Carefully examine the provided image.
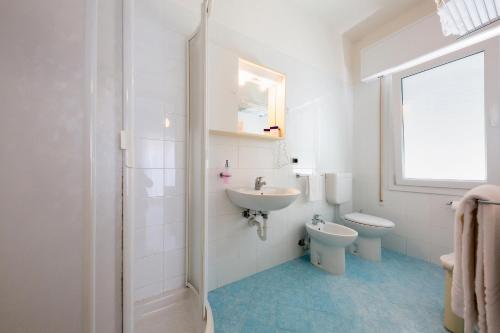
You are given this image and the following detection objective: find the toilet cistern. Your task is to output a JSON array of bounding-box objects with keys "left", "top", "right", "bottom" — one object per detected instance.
[
  {"left": 254, "top": 176, "right": 266, "bottom": 190},
  {"left": 325, "top": 172, "right": 395, "bottom": 261}
]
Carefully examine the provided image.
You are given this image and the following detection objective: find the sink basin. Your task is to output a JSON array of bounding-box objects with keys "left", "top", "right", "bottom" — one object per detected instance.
[{"left": 226, "top": 187, "right": 301, "bottom": 211}]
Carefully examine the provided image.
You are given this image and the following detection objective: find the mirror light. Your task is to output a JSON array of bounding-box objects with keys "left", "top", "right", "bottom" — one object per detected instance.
[
  {"left": 165, "top": 117, "right": 170, "bottom": 128},
  {"left": 239, "top": 70, "right": 253, "bottom": 86},
  {"left": 239, "top": 69, "right": 276, "bottom": 90}
]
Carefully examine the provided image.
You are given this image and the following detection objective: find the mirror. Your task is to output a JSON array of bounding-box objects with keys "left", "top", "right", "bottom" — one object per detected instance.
[
  {"left": 238, "top": 81, "right": 269, "bottom": 134},
  {"left": 237, "top": 59, "right": 286, "bottom": 138}
]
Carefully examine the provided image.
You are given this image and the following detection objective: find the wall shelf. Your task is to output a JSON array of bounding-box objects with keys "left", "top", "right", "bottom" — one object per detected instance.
[{"left": 209, "top": 129, "right": 284, "bottom": 141}]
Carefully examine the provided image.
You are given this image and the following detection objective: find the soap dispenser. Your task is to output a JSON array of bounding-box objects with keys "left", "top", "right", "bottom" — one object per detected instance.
[{"left": 219, "top": 160, "right": 232, "bottom": 184}]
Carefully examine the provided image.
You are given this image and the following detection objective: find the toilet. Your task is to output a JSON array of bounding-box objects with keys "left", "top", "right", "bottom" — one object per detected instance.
[
  {"left": 325, "top": 173, "right": 395, "bottom": 261},
  {"left": 306, "top": 219, "right": 358, "bottom": 275},
  {"left": 343, "top": 212, "right": 395, "bottom": 261}
]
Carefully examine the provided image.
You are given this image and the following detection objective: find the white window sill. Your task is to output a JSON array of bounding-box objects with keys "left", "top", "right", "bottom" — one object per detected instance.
[{"left": 387, "top": 181, "right": 470, "bottom": 196}]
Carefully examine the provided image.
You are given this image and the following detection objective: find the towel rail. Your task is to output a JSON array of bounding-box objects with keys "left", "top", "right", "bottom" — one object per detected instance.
[
  {"left": 295, "top": 173, "right": 324, "bottom": 178},
  {"left": 446, "top": 200, "right": 500, "bottom": 206},
  {"left": 477, "top": 199, "right": 500, "bottom": 206}
]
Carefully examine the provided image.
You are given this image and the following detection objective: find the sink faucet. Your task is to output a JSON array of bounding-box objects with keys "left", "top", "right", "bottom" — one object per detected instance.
[
  {"left": 312, "top": 214, "right": 325, "bottom": 225},
  {"left": 254, "top": 176, "right": 266, "bottom": 190}
]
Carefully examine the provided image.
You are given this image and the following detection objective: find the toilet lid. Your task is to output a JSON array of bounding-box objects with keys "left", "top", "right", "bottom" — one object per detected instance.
[{"left": 343, "top": 212, "right": 395, "bottom": 228}]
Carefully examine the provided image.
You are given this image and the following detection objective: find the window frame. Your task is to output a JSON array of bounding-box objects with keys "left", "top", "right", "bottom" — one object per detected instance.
[{"left": 389, "top": 39, "right": 500, "bottom": 193}]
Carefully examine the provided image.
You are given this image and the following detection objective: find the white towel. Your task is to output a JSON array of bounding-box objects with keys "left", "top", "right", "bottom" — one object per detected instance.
[
  {"left": 307, "top": 174, "right": 322, "bottom": 202},
  {"left": 452, "top": 184, "right": 500, "bottom": 333}
]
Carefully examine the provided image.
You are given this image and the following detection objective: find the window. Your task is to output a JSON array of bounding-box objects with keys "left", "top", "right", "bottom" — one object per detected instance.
[
  {"left": 390, "top": 40, "right": 500, "bottom": 192},
  {"left": 401, "top": 52, "right": 486, "bottom": 182}
]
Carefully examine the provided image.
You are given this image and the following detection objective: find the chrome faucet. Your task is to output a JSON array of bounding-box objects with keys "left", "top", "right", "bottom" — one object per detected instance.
[
  {"left": 254, "top": 176, "right": 266, "bottom": 190},
  {"left": 311, "top": 214, "right": 325, "bottom": 225}
]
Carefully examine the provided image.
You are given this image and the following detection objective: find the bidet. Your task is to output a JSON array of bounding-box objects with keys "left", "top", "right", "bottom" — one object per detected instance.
[{"left": 306, "top": 218, "right": 358, "bottom": 275}]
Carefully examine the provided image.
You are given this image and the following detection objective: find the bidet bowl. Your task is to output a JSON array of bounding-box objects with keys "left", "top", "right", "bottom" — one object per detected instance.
[{"left": 306, "top": 222, "right": 358, "bottom": 248}]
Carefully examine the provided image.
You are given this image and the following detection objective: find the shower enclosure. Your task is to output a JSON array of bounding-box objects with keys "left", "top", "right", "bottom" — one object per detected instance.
[{"left": 122, "top": 0, "right": 211, "bottom": 331}]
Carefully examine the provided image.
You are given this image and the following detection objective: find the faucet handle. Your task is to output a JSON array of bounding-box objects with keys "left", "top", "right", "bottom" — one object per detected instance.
[{"left": 312, "top": 214, "right": 323, "bottom": 221}]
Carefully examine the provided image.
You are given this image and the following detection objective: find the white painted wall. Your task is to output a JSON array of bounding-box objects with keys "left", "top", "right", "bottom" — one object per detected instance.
[
  {"left": 209, "top": 0, "right": 346, "bottom": 78},
  {"left": 206, "top": 7, "right": 353, "bottom": 290},
  {"left": 0, "top": 1, "right": 90, "bottom": 331},
  {"left": 360, "top": 13, "right": 455, "bottom": 80}
]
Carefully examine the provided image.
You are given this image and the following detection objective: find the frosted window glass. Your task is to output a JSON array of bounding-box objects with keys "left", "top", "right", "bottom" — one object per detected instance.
[{"left": 401, "top": 52, "right": 486, "bottom": 181}]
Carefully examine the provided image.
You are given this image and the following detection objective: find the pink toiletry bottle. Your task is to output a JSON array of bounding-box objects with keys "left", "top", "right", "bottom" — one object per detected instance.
[{"left": 219, "top": 160, "right": 232, "bottom": 184}]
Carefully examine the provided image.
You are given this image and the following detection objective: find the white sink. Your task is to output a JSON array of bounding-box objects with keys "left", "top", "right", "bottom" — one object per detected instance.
[{"left": 226, "top": 187, "right": 301, "bottom": 211}]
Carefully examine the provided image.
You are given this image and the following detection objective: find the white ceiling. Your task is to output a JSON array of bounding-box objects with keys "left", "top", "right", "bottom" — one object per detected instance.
[{"left": 286, "top": 0, "right": 433, "bottom": 37}]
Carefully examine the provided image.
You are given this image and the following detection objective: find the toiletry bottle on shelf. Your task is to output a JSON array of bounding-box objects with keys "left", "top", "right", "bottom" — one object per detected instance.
[
  {"left": 270, "top": 125, "right": 280, "bottom": 137},
  {"left": 219, "top": 160, "right": 232, "bottom": 184}
]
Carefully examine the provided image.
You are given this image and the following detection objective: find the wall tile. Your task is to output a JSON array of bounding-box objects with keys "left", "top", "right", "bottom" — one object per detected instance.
[
  {"left": 429, "top": 225, "right": 454, "bottom": 252},
  {"left": 174, "top": 114, "right": 186, "bottom": 141},
  {"left": 406, "top": 238, "right": 432, "bottom": 262},
  {"left": 381, "top": 233, "right": 406, "bottom": 254},
  {"left": 214, "top": 190, "right": 241, "bottom": 216},
  {"left": 164, "top": 141, "right": 177, "bottom": 169},
  {"left": 207, "top": 217, "right": 218, "bottom": 242},
  {"left": 428, "top": 195, "right": 458, "bottom": 229},
  {"left": 164, "top": 248, "right": 185, "bottom": 279},
  {"left": 135, "top": 254, "right": 164, "bottom": 289},
  {"left": 163, "top": 113, "right": 178, "bottom": 141},
  {"left": 209, "top": 143, "right": 238, "bottom": 169},
  {"left": 429, "top": 243, "right": 453, "bottom": 266},
  {"left": 164, "top": 169, "right": 185, "bottom": 195},
  {"left": 238, "top": 146, "right": 275, "bottom": 169},
  {"left": 164, "top": 141, "right": 186, "bottom": 169},
  {"left": 401, "top": 193, "right": 432, "bottom": 241},
  {"left": 164, "top": 195, "right": 185, "bottom": 224},
  {"left": 164, "top": 222, "right": 185, "bottom": 251},
  {"left": 135, "top": 282, "right": 164, "bottom": 301},
  {"left": 134, "top": 138, "right": 164, "bottom": 169},
  {"left": 134, "top": 169, "right": 164, "bottom": 198},
  {"left": 134, "top": 196, "right": 164, "bottom": 229},
  {"left": 164, "top": 86, "right": 186, "bottom": 115},
  {"left": 135, "top": 225, "right": 164, "bottom": 258},
  {"left": 135, "top": 98, "right": 165, "bottom": 140},
  {"left": 164, "top": 275, "right": 185, "bottom": 292},
  {"left": 206, "top": 250, "right": 218, "bottom": 291}
]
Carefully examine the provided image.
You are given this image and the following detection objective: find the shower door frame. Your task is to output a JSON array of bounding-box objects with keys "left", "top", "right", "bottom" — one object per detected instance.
[{"left": 121, "top": 0, "right": 210, "bottom": 331}]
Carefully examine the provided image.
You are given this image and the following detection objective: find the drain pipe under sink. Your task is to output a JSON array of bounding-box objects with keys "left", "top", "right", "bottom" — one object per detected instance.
[{"left": 247, "top": 213, "right": 268, "bottom": 241}]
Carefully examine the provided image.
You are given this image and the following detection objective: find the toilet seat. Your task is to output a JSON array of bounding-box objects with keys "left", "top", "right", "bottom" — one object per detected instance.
[{"left": 343, "top": 212, "right": 395, "bottom": 229}]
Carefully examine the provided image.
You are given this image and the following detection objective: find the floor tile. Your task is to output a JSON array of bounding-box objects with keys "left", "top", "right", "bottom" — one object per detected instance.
[{"left": 208, "top": 250, "right": 448, "bottom": 333}]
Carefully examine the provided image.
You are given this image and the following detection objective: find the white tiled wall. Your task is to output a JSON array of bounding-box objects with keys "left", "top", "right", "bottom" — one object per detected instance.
[
  {"left": 205, "top": 19, "right": 353, "bottom": 291},
  {"left": 207, "top": 135, "right": 318, "bottom": 290},
  {"left": 352, "top": 80, "right": 459, "bottom": 266},
  {"left": 131, "top": 3, "right": 187, "bottom": 301},
  {"left": 207, "top": 95, "right": 353, "bottom": 290}
]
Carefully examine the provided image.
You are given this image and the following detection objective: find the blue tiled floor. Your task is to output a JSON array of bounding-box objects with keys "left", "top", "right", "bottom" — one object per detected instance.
[{"left": 208, "top": 250, "right": 447, "bottom": 333}]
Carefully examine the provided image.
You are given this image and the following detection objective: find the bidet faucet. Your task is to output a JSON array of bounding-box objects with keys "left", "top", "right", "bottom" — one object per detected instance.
[
  {"left": 254, "top": 176, "right": 266, "bottom": 190},
  {"left": 312, "top": 214, "right": 325, "bottom": 225}
]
